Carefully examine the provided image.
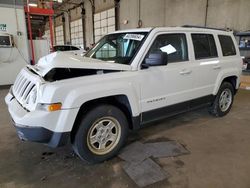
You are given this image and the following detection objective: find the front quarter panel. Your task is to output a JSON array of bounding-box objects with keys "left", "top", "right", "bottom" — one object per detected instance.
[
  {"left": 40, "top": 72, "right": 141, "bottom": 117},
  {"left": 66, "top": 81, "right": 140, "bottom": 116}
]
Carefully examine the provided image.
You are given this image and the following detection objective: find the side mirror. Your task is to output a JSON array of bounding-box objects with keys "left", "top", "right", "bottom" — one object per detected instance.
[{"left": 144, "top": 52, "right": 168, "bottom": 67}]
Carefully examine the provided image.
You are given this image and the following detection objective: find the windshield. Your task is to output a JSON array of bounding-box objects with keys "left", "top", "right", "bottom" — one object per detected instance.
[{"left": 85, "top": 32, "right": 148, "bottom": 65}]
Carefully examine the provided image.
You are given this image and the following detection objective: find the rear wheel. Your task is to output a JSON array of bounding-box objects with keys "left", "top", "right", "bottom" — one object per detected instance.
[
  {"left": 72, "top": 105, "right": 128, "bottom": 164},
  {"left": 209, "top": 82, "right": 234, "bottom": 117}
]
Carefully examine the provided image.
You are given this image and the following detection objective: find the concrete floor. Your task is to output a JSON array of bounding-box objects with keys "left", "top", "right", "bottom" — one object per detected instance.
[{"left": 0, "top": 88, "right": 250, "bottom": 188}]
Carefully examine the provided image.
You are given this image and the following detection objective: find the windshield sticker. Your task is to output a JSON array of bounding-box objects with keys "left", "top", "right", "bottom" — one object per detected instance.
[
  {"left": 160, "top": 44, "right": 177, "bottom": 54},
  {"left": 123, "top": 34, "right": 144, "bottom": 41}
]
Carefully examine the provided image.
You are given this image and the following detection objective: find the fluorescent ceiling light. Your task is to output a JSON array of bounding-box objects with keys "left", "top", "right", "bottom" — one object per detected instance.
[{"left": 29, "top": 3, "right": 37, "bottom": 7}]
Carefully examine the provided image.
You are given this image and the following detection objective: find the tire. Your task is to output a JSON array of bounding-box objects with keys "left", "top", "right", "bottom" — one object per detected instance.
[
  {"left": 72, "top": 105, "right": 128, "bottom": 164},
  {"left": 209, "top": 82, "right": 234, "bottom": 117}
]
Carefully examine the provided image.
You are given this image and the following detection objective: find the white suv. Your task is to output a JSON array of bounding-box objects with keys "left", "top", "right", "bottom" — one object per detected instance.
[{"left": 5, "top": 26, "right": 242, "bottom": 163}]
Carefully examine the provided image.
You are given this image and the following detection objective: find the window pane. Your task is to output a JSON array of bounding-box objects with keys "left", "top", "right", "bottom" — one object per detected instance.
[
  {"left": 147, "top": 34, "right": 188, "bottom": 63},
  {"left": 55, "top": 25, "right": 64, "bottom": 45},
  {"left": 94, "top": 8, "right": 116, "bottom": 43},
  {"left": 192, "top": 34, "right": 218, "bottom": 59},
  {"left": 70, "top": 18, "right": 84, "bottom": 47},
  {"left": 218, "top": 35, "right": 236, "bottom": 56}
]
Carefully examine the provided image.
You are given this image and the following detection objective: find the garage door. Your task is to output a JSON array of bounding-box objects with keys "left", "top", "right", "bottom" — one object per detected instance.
[
  {"left": 70, "top": 18, "right": 84, "bottom": 48},
  {"left": 94, "top": 8, "right": 115, "bottom": 43},
  {"left": 55, "top": 25, "right": 64, "bottom": 45}
]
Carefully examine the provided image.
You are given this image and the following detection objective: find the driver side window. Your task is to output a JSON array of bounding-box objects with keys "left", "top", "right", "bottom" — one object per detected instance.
[{"left": 146, "top": 33, "right": 189, "bottom": 64}]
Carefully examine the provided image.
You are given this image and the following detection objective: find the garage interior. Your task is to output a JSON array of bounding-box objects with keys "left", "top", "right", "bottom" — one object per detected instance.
[{"left": 1, "top": 0, "right": 250, "bottom": 187}]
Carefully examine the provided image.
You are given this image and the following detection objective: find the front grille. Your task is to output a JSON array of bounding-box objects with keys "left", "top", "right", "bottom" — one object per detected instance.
[{"left": 12, "top": 68, "right": 40, "bottom": 109}]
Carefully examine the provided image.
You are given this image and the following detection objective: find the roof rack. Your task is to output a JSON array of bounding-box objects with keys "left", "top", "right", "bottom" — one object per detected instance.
[{"left": 182, "top": 25, "right": 230, "bottom": 32}]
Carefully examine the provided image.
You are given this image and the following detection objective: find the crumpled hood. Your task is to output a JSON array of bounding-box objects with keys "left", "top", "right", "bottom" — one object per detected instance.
[{"left": 28, "top": 52, "right": 132, "bottom": 77}]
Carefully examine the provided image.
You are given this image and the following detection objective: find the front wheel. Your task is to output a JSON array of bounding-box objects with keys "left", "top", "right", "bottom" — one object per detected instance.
[
  {"left": 209, "top": 82, "right": 234, "bottom": 117},
  {"left": 72, "top": 105, "right": 128, "bottom": 164}
]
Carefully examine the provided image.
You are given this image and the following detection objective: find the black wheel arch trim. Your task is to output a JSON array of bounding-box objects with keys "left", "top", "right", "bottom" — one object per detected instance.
[
  {"left": 71, "top": 95, "right": 140, "bottom": 142},
  {"left": 221, "top": 75, "right": 239, "bottom": 94}
]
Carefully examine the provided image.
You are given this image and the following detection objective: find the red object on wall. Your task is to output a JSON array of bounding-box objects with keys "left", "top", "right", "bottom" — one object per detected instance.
[
  {"left": 25, "top": 1, "right": 54, "bottom": 65},
  {"left": 24, "top": 6, "right": 54, "bottom": 16}
]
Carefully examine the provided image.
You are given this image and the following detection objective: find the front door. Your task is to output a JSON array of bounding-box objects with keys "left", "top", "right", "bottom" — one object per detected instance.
[{"left": 138, "top": 33, "right": 196, "bottom": 123}]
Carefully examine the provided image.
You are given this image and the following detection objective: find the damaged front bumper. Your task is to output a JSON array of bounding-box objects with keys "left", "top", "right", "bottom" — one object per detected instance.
[
  {"left": 5, "top": 90, "right": 76, "bottom": 148},
  {"left": 14, "top": 122, "right": 70, "bottom": 147}
]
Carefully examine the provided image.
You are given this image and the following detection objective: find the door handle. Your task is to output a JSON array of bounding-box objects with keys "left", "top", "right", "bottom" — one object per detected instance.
[
  {"left": 180, "top": 69, "right": 192, "bottom": 75},
  {"left": 213, "top": 65, "right": 221, "bottom": 70}
]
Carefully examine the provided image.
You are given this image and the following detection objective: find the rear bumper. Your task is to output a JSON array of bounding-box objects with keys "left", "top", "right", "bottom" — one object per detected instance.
[{"left": 14, "top": 122, "right": 70, "bottom": 147}]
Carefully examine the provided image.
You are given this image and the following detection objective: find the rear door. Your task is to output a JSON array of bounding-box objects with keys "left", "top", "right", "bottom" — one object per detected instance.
[{"left": 189, "top": 33, "right": 221, "bottom": 99}]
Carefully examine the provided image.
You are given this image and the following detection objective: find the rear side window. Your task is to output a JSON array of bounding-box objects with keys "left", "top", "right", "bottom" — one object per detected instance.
[
  {"left": 192, "top": 34, "right": 218, "bottom": 59},
  {"left": 218, "top": 35, "right": 236, "bottom": 56}
]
